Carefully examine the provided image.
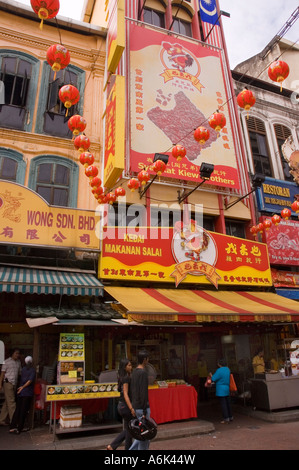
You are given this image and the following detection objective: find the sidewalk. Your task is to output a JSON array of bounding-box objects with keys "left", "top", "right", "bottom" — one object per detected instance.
[{"left": 1, "top": 401, "right": 299, "bottom": 451}]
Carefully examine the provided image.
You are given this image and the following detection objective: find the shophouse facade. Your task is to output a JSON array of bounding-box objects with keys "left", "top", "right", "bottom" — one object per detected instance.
[{"left": 82, "top": 0, "right": 299, "bottom": 393}]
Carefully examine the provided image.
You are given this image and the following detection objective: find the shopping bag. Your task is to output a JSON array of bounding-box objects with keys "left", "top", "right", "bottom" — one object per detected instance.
[
  {"left": 204, "top": 376, "right": 212, "bottom": 388},
  {"left": 229, "top": 374, "right": 237, "bottom": 393}
]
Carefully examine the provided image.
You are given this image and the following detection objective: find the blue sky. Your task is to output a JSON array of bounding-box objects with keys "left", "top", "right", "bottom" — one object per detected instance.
[{"left": 16, "top": 0, "right": 299, "bottom": 68}]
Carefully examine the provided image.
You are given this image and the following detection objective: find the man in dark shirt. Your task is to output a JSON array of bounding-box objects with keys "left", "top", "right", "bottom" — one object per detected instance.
[{"left": 129, "top": 350, "right": 150, "bottom": 450}]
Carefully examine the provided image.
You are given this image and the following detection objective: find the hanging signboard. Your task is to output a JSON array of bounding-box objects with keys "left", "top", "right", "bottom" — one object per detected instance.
[
  {"left": 0, "top": 181, "right": 100, "bottom": 251},
  {"left": 103, "top": 75, "right": 125, "bottom": 188},
  {"left": 99, "top": 222, "right": 272, "bottom": 288}
]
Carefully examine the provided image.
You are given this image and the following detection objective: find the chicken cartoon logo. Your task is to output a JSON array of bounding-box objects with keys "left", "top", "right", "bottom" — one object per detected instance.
[
  {"left": 162, "top": 42, "right": 194, "bottom": 72},
  {"left": 171, "top": 220, "right": 221, "bottom": 287},
  {"left": 160, "top": 41, "right": 204, "bottom": 92}
]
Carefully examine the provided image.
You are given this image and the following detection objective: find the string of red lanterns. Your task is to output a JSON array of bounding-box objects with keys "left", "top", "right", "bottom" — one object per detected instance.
[{"left": 250, "top": 206, "right": 298, "bottom": 238}]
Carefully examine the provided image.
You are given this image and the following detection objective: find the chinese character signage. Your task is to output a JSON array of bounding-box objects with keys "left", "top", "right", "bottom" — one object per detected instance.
[
  {"left": 106, "top": 0, "right": 125, "bottom": 78},
  {"left": 0, "top": 181, "right": 100, "bottom": 250},
  {"left": 104, "top": 75, "right": 125, "bottom": 187},
  {"left": 261, "top": 217, "right": 299, "bottom": 266},
  {"left": 128, "top": 23, "right": 240, "bottom": 189},
  {"left": 99, "top": 222, "right": 272, "bottom": 287}
]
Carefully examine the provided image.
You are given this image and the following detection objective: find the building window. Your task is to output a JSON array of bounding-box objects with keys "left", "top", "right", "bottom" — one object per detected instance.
[
  {"left": 35, "top": 63, "right": 85, "bottom": 138},
  {"left": 172, "top": 18, "right": 192, "bottom": 37},
  {"left": 29, "top": 156, "right": 79, "bottom": 208},
  {"left": 0, "top": 52, "right": 39, "bottom": 131},
  {"left": 225, "top": 220, "right": 246, "bottom": 239},
  {"left": 0, "top": 149, "right": 26, "bottom": 183},
  {"left": 143, "top": 7, "right": 165, "bottom": 28},
  {"left": 247, "top": 117, "right": 273, "bottom": 177},
  {"left": 274, "top": 124, "right": 293, "bottom": 182}
]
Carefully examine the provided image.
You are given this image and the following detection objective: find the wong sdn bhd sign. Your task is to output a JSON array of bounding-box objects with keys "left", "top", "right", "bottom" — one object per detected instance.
[
  {"left": 0, "top": 181, "right": 100, "bottom": 250},
  {"left": 99, "top": 208, "right": 271, "bottom": 288}
]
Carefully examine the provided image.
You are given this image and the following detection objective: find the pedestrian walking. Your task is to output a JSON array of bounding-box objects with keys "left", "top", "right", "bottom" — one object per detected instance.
[
  {"left": 9, "top": 356, "right": 36, "bottom": 434},
  {"left": 211, "top": 358, "right": 233, "bottom": 424},
  {"left": 106, "top": 358, "right": 135, "bottom": 450},
  {"left": 0, "top": 348, "right": 21, "bottom": 426},
  {"left": 129, "top": 350, "right": 151, "bottom": 450}
]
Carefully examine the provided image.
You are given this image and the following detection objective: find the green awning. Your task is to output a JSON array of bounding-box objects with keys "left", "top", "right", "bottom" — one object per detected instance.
[{"left": 0, "top": 266, "right": 103, "bottom": 296}]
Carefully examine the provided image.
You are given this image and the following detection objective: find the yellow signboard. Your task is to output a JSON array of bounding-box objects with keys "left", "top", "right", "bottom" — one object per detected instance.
[
  {"left": 106, "top": 0, "right": 125, "bottom": 76},
  {"left": 0, "top": 181, "right": 100, "bottom": 250},
  {"left": 103, "top": 75, "right": 125, "bottom": 188}
]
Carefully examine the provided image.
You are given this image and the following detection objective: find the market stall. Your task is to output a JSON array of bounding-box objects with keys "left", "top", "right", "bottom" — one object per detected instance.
[{"left": 251, "top": 373, "right": 299, "bottom": 411}]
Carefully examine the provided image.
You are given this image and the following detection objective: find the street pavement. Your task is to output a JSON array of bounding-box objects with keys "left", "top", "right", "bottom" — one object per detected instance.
[{"left": 1, "top": 400, "right": 299, "bottom": 454}]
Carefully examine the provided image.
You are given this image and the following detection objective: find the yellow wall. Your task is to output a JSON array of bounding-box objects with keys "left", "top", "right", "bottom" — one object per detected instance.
[{"left": 0, "top": 9, "right": 106, "bottom": 211}]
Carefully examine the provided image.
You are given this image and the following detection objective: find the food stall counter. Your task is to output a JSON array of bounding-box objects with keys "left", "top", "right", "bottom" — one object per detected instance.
[{"left": 251, "top": 373, "right": 299, "bottom": 411}]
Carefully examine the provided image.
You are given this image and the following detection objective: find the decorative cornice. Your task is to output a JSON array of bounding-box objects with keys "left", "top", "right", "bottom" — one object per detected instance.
[{"left": 0, "top": 26, "right": 106, "bottom": 68}]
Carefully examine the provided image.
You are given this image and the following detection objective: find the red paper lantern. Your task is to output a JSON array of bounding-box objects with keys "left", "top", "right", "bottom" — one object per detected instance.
[
  {"left": 263, "top": 219, "right": 272, "bottom": 231},
  {"left": 271, "top": 214, "right": 281, "bottom": 226},
  {"left": 79, "top": 152, "right": 94, "bottom": 168},
  {"left": 97, "top": 194, "right": 108, "bottom": 204},
  {"left": 194, "top": 127, "right": 210, "bottom": 144},
  {"left": 281, "top": 208, "right": 291, "bottom": 220},
  {"left": 92, "top": 186, "right": 104, "bottom": 198},
  {"left": 85, "top": 165, "right": 98, "bottom": 179},
  {"left": 172, "top": 145, "right": 186, "bottom": 161},
  {"left": 152, "top": 160, "right": 166, "bottom": 176},
  {"left": 127, "top": 178, "right": 140, "bottom": 192},
  {"left": 90, "top": 176, "right": 102, "bottom": 190},
  {"left": 115, "top": 187, "right": 126, "bottom": 198},
  {"left": 30, "top": 0, "right": 59, "bottom": 28},
  {"left": 46, "top": 44, "right": 70, "bottom": 77},
  {"left": 74, "top": 135, "right": 90, "bottom": 153},
  {"left": 59, "top": 85, "right": 80, "bottom": 112},
  {"left": 237, "top": 89, "right": 256, "bottom": 116},
  {"left": 138, "top": 170, "right": 150, "bottom": 186},
  {"left": 208, "top": 112, "right": 226, "bottom": 132},
  {"left": 291, "top": 201, "right": 299, "bottom": 213},
  {"left": 257, "top": 223, "right": 264, "bottom": 233},
  {"left": 106, "top": 192, "right": 117, "bottom": 205},
  {"left": 268, "top": 60, "right": 289, "bottom": 91},
  {"left": 250, "top": 226, "right": 258, "bottom": 236},
  {"left": 68, "top": 115, "right": 87, "bottom": 136}
]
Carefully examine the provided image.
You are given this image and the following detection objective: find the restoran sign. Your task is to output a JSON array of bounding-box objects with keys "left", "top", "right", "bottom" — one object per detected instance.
[
  {"left": 99, "top": 221, "right": 272, "bottom": 288},
  {"left": 0, "top": 181, "right": 100, "bottom": 250}
]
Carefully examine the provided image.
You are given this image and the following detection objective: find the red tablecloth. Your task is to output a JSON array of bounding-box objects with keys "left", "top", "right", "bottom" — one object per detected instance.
[
  {"left": 51, "top": 399, "right": 109, "bottom": 419},
  {"left": 148, "top": 385, "right": 198, "bottom": 424}
]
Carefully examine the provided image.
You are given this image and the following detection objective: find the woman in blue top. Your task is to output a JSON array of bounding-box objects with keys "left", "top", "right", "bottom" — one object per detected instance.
[{"left": 211, "top": 359, "right": 233, "bottom": 424}]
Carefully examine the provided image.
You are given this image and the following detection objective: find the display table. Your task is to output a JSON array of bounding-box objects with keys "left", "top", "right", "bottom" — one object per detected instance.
[
  {"left": 251, "top": 373, "right": 299, "bottom": 411},
  {"left": 149, "top": 385, "right": 198, "bottom": 424},
  {"left": 46, "top": 383, "right": 121, "bottom": 439}
]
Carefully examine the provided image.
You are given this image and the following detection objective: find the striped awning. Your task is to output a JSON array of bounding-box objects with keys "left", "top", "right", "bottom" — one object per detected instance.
[
  {"left": 105, "top": 287, "right": 299, "bottom": 323},
  {"left": 0, "top": 266, "right": 103, "bottom": 296}
]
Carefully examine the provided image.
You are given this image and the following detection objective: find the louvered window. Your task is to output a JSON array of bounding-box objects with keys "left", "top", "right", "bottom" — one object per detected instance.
[
  {"left": 246, "top": 117, "right": 273, "bottom": 177},
  {"left": 274, "top": 124, "right": 292, "bottom": 182}
]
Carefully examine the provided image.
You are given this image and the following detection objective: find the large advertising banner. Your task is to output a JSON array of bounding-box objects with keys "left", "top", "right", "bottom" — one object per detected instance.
[
  {"left": 0, "top": 181, "right": 100, "bottom": 250},
  {"left": 99, "top": 222, "right": 271, "bottom": 288},
  {"left": 128, "top": 23, "right": 240, "bottom": 190}
]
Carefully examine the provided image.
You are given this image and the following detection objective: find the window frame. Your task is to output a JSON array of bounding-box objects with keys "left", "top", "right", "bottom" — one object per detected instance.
[
  {"left": 246, "top": 117, "right": 273, "bottom": 178},
  {"left": 0, "top": 50, "right": 39, "bottom": 132},
  {"left": 0, "top": 148, "right": 26, "bottom": 184},
  {"left": 28, "top": 155, "right": 79, "bottom": 208},
  {"left": 35, "top": 61, "right": 85, "bottom": 138}
]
